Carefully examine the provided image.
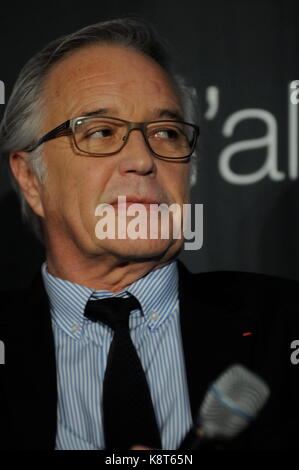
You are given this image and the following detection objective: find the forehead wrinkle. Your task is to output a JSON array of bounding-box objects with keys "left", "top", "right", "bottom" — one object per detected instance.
[
  {"left": 48, "top": 72, "right": 175, "bottom": 110},
  {"left": 47, "top": 81, "right": 181, "bottom": 124},
  {"left": 65, "top": 73, "right": 175, "bottom": 95},
  {"left": 43, "top": 46, "right": 182, "bottom": 127},
  {"left": 48, "top": 50, "right": 177, "bottom": 100}
]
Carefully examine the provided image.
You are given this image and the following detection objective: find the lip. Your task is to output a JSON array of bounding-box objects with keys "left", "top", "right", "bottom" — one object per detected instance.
[{"left": 109, "top": 196, "right": 163, "bottom": 206}]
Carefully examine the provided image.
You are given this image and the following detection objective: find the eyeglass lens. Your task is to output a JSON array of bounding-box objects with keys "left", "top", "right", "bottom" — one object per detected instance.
[{"left": 74, "top": 117, "right": 195, "bottom": 157}]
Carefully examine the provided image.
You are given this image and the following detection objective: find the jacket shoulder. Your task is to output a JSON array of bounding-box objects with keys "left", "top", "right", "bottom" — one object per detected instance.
[
  {"left": 183, "top": 267, "right": 299, "bottom": 299},
  {"left": 0, "top": 272, "right": 47, "bottom": 323},
  {"left": 178, "top": 262, "right": 299, "bottom": 323}
]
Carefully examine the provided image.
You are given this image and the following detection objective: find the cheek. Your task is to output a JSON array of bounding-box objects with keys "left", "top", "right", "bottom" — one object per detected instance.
[
  {"left": 64, "top": 163, "right": 113, "bottom": 222},
  {"left": 164, "top": 165, "right": 190, "bottom": 200},
  {"left": 40, "top": 159, "right": 81, "bottom": 220},
  {"left": 44, "top": 152, "right": 89, "bottom": 200}
]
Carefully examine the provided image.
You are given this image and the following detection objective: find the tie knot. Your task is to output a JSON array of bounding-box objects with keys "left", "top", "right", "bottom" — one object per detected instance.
[{"left": 84, "top": 294, "right": 141, "bottom": 330}]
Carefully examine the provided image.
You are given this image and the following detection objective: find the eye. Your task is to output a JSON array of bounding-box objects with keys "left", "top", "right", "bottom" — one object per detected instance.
[
  {"left": 86, "top": 128, "right": 114, "bottom": 139},
  {"left": 152, "top": 128, "right": 180, "bottom": 140}
]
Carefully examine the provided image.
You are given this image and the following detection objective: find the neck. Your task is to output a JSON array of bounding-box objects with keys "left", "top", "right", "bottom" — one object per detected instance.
[
  {"left": 45, "top": 242, "right": 177, "bottom": 293},
  {"left": 47, "top": 256, "right": 173, "bottom": 293}
]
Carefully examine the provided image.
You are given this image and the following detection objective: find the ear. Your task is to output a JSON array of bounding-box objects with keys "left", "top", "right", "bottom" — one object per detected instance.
[{"left": 9, "top": 151, "right": 45, "bottom": 218}]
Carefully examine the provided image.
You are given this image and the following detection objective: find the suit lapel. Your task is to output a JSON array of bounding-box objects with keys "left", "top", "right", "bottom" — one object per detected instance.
[
  {"left": 177, "top": 261, "right": 259, "bottom": 423},
  {"left": 5, "top": 273, "right": 57, "bottom": 449}
]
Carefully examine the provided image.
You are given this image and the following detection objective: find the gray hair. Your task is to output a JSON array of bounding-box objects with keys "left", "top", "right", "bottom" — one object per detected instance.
[{"left": 0, "top": 17, "right": 199, "bottom": 241}]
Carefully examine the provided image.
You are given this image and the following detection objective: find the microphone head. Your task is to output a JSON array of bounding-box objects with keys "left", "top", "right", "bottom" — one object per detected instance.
[{"left": 199, "top": 364, "right": 270, "bottom": 439}]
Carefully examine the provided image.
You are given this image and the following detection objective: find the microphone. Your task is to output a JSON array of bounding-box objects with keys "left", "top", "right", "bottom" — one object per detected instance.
[{"left": 179, "top": 364, "right": 270, "bottom": 450}]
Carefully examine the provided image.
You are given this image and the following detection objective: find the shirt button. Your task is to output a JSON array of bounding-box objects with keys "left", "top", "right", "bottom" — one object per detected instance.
[
  {"left": 72, "top": 324, "right": 79, "bottom": 333},
  {"left": 150, "top": 311, "right": 159, "bottom": 321}
]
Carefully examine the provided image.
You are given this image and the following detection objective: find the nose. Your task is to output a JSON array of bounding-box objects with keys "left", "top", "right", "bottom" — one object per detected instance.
[{"left": 117, "top": 129, "right": 156, "bottom": 176}]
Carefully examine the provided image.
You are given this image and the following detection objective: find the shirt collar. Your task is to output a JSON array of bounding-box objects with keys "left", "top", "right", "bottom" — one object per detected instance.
[
  {"left": 125, "top": 261, "right": 179, "bottom": 330},
  {"left": 41, "top": 260, "right": 178, "bottom": 340}
]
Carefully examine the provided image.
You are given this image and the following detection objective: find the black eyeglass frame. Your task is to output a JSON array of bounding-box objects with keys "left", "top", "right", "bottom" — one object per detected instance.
[{"left": 23, "top": 115, "right": 200, "bottom": 160}]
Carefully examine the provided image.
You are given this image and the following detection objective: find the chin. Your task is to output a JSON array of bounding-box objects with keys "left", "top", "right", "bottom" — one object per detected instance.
[{"left": 98, "top": 238, "right": 182, "bottom": 261}]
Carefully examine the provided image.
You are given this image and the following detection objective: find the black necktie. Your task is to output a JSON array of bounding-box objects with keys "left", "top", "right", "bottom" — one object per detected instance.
[{"left": 84, "top": 295, "right": 162, "bottom": 450}]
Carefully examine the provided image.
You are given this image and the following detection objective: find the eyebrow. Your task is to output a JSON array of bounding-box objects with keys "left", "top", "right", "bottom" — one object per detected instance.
[
  {"left": 77, "top": 107, "right": 184, "bottom": 121},
  {"left": 80, "top": 108, "right": 109, "bottom": 117},
  {"left": 154, "top": 108, "right": 184, "bottom": 121}
]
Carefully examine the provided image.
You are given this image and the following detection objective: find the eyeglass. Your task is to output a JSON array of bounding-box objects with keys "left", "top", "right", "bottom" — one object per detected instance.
[{"left": 23, "top": 115, "right": 200, "bottom": 160}]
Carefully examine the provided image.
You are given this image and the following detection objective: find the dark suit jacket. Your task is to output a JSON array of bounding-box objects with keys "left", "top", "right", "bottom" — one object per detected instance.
[{"left": 0, "top": 261, "right": 299, "bottom": 450}]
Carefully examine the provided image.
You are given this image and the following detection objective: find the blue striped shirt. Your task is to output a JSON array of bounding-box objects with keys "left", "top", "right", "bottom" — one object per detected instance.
[{"left": 41, "top": 260, "right": 192, "bottom": 450}]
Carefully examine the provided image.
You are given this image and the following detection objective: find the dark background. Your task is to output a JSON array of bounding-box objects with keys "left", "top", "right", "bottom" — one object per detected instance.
[{"left": 0, "top": 0, "right": 298, "bottom": 289}]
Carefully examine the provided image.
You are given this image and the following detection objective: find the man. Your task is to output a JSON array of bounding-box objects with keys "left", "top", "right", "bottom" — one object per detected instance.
[{"left": 0, "top": 17, "right": 298, "bottom": 450}]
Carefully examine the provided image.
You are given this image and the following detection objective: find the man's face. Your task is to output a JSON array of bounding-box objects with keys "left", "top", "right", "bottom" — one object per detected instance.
[{"left": 34, "top": 44, "right": 191, "bottom": 263}]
